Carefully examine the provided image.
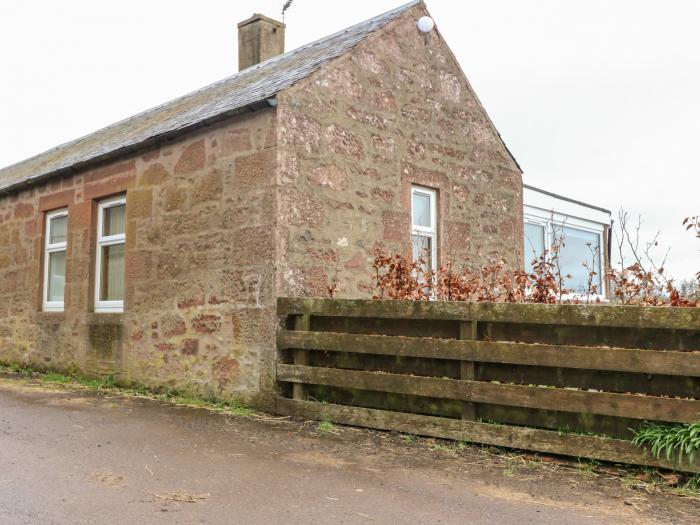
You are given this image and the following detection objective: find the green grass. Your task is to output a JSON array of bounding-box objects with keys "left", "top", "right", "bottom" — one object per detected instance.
[
  {"left": 682, "top": 473, "right": 700, "bottom": 492},
  {"left": 1, "top": 362, "right": 33, "bottom": 377},
  {"left": 317, "top": 419, "right": 334, "bottom": 433},
  {"left": 39, "top": 372, "right": 72, "bottom": 383},
  {"left": 557, "top": 425, "right": 611, "bottom": 439},
  {"left": 632, "top": 422, "right": 700, "bottom": 467},
  {"left": 0, "top": 362, "right": 252, "bottom": 417},
  {"left": 577, "top": 458, "right": 602, "bottom": 474}
]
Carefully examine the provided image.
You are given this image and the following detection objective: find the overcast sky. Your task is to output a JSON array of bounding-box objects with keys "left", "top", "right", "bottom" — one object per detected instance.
[{"left": 1, "top": 1, "right": 698, "bottom": 279}]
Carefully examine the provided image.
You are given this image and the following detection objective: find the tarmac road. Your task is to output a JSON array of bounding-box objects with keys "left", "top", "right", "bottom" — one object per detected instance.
[{"left": 0, "top": 376, "right": 695, "bottom": 524}]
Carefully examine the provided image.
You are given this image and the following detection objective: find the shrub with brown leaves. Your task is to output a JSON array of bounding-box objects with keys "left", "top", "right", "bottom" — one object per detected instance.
[{"left": 365, "top": 213, "right": 699, "bottom": 307}]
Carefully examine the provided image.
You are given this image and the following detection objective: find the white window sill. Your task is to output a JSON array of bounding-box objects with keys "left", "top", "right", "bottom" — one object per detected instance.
[
  {"left": 95, "top": 305, "right": 124, "bottom": 314},
  {"left": 42, "top": 305, "right": 65, "bottom": 312}
]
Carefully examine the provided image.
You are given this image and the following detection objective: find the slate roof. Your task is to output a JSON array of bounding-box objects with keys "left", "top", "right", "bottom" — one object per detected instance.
[{"left": 0, "top": 0, "right": 421, "bottom": 194}]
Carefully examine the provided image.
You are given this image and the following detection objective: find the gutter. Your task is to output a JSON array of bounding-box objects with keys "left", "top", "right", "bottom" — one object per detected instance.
[{"left": 524, "top": 183, "right": 612, "bottom": 217}]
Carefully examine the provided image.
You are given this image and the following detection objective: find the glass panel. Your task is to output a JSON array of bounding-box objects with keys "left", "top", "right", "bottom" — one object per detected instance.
[
  {"left": 411, "top": 234, "right": 433, "bottom": 271},
  {"left": 412, "top": 192, "right": 431, "bottom": 228},
  {"left": 49, "top": 215, "right": 67, "bottom": 244},
  {"left": 523, "top": 223, "right": 545, "bottom": 273},
  {"left": 47, "top": 251, "right": 66, "bottom": 303},
  {"left": 100, "top": 244, "right": 125, "bottom": 302},
  {"left": 559, "top": 226, "right": 602, "bottom": 293},
  {"left": 103, "top": 204, "right": 126, "bottom": 237}
]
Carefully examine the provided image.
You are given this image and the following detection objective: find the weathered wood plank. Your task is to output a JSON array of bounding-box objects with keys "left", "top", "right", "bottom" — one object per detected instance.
[
  {"left": 459, "top": 321, "right": 477, "bottom": 421},
  {"left": 468, "top": 381, "right": 700, "bottom": 424},
  {"left": 291, "top": 314, "right": 311, "bottom": 401},
  {"left": 481, "top": 322, "right": 700, "bottom": 352},
  {"left": 275, "top": 397, "right": 700, "bottom": 473},
  {"left": 278, "top": 364, "right": 461, "bottom": 399},
  {"left": 277, "top": 298, "right": 700, "bottom": 331},
  {"left": 480, "top": 362, "right": 700, "bottom": 398},
  {"left": 277, "top": 330, "right": 700, "bottom": 377},
  {"left": 477, "top": 404, "right": 640, "bottom": 440},
  {"left": 311, "top": 315, "right": 460, "bottom": 339},
  {"left": 276, "top": 364, "right": 700, "bottom": 423}
]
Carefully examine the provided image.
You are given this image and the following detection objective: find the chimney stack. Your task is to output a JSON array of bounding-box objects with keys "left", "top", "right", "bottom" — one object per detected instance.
[{"left": 237, "top": 14, "right": 285, "bottom": 71}]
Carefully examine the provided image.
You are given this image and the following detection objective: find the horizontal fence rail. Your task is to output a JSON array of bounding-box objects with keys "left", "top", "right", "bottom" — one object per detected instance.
[
  {"left": 276, "top": 298, "right": 700, "bottom": 472},
  {"left": 276, "top": 398, "right": 683, "bottom": 471},
  {"left": 277, "top": 364, "right": 700, "bottom": 423},
  {"left": 278, "top": 298, "right": 700, "bottom": 330},
  {"left": 278, "top": 330, "right": 700, "bottom": 377}
]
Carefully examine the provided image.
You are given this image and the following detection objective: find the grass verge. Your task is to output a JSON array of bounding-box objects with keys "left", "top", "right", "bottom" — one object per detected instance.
[{"left": 0, "top": 362, "right": 253, "bottom": 417}]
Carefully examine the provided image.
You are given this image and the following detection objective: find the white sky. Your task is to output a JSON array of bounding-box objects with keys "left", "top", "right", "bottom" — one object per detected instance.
[{"left": 1, "top": 1, "right": 698, "bottom": 279}]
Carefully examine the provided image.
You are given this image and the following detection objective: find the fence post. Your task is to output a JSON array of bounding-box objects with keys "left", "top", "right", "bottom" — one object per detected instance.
[
  {"left": 459, "top": 320, "right": 478, "bottom": 420},
  {"left": 292, "top": 313, "right": 311, "bottom": 400}
]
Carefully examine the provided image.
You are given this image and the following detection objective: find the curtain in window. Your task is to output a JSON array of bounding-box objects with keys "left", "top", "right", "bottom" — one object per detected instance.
[
  {"left": 47, "top": 251, "right": 66, "bottom": 302},
  {"left": 49, "top": 216, "right": 67, "bottom": 244},
  {"left": 103, "top": 204, "right": 126, "bottom": 236},
  {"left": 100, "top": 244, "right": 125, "bottom": 301}
]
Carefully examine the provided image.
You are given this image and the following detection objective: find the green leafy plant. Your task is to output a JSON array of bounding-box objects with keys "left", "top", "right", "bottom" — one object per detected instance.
[
  {"left": 317, "top": 419, "right": 334, "bottom": 433},
  {"left": 683, "top": 473, "right": 700, "bottom": 492},
  {"left": 577, "top": 458, "right": 602, "bottom": 474},
  {"left": 632, "top": 422, "right": 700, "bottom": 467}
]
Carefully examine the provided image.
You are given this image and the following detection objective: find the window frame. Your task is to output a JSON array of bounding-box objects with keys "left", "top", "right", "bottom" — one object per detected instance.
[
  {"left": 410, "top": 185, "right": 438, "bottom": 274},
  {"left": 523, "top": 217, "right": 547, "bottom": 270},
  {"left": 523, "top": 210, "right": 607, "bottom": 300},
  {"left": 43, "top": 208, "right": 68, "bottom": 312},
  {"left": 95, "top": 195, "right": 126, "bottom": 313},
  {"left": 555, "top": 222, "right": 605, "bottom": 297}
]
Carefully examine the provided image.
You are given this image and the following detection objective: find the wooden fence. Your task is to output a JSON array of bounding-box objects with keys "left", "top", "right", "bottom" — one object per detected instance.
[{"left": 275, "top": 298, "right": 700, "bottom": 473}]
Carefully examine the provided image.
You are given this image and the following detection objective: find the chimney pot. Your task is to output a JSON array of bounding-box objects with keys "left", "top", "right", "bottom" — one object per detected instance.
[{"left": 237, "top": 13, "right": 285, "bottom": 71}]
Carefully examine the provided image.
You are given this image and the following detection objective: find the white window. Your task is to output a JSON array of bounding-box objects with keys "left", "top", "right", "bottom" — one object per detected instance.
[
  {"left": 524, "top": 219, "right": 546, "bottom": 275},
  {"left": 95, "top": 195, "right": 126, "bottom": 313},
  {"left": 556, "top": 224, "right": 602, "bottom": 294},
  {"left": 523, "top": 213, "right": 605, "bottom": 297},
  {"left": 411, "top": 185, "right": 437, "bottom": 273},
  {"left": 43, "top": 209, "right": 68, "bottom": 311}
]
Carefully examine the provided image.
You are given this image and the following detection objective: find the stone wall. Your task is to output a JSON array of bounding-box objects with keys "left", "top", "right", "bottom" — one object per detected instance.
[
  {"left": 0, "top": 109, "right": 278, "bottom": 407},
  {"left": 0, "top": 4, "right": 524, "bottom": 407},
  {"left": 275, "top": 4, "right": 523, "bottom": 298}
]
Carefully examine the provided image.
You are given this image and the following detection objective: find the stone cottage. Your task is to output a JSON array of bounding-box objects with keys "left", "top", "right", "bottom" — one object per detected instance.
[{"left": 0, "top": 1, "right": 523, "bottom": 408}]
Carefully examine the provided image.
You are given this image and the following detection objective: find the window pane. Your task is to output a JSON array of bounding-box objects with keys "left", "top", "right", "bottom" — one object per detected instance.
[
  {"left": 412, "top": 192, "right": 431, "bottom": 228},
  {"left": 100, "top": 244, "right": 125, "bottom": 301},
  {"left": 47, "top": 251, "right": 66, "bottom": 303},
  {"left": 411, "top": 234, "right": 433, "bottom": 271},
  {"left": 559, "top": 226, "right": 601, "bottom": 293},
  {"left": 49, "top": 215, "right": 67, "bottom": 244},
  {"left": 523, "top": 223, "right": 545, "bottom": 273},
  {"left": 103, "top": 204, "right": 126, "bottom": 237}
]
